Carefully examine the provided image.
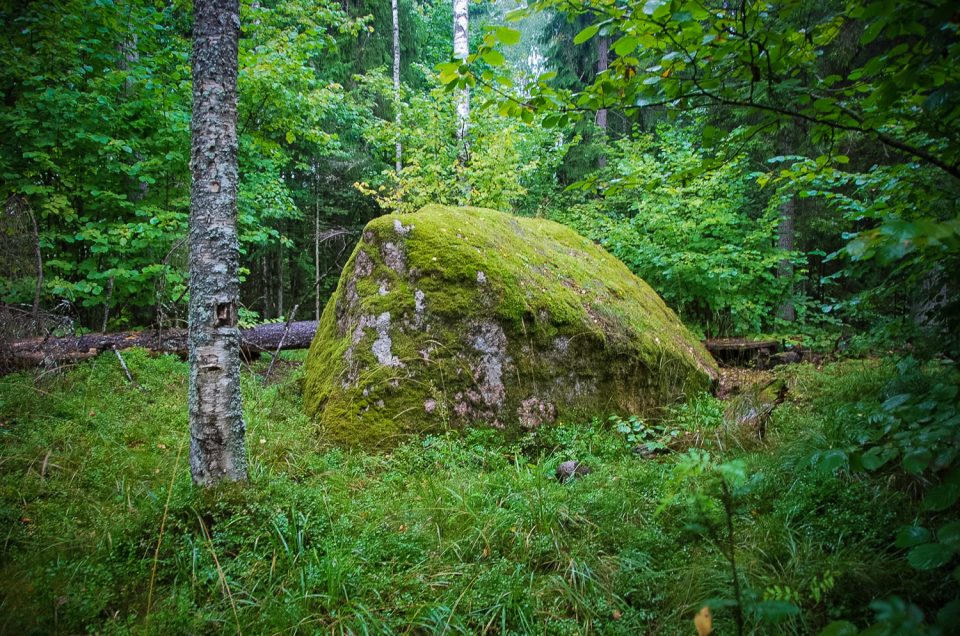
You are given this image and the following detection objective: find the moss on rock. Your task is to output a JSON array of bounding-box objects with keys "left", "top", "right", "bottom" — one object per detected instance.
[{"left": 304, "top": 205, "right": 718, "bottom": 446}]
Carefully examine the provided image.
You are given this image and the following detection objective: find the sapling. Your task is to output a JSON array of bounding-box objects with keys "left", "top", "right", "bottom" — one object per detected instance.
[{"left": 659, "top": 450, "right": 795, "bottom": 635}]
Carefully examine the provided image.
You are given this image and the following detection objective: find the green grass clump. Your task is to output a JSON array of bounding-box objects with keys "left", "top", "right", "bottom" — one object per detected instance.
[{"left": 0, "top": 352, "right": 953, "bottom": 634}]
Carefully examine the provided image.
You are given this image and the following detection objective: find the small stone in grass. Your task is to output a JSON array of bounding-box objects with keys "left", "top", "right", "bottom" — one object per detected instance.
[{"left": 555, "top": 460, "right": 592, "bottom": 483}]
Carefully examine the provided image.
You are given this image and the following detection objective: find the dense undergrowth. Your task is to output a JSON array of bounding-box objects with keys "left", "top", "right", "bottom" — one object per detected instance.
[{"left": 0, "top": 350, "right": 957, "bottom": 634}]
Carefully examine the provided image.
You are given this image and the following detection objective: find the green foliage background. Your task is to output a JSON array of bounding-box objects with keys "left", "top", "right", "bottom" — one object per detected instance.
[
  {"left": 4, "top": 0, "right": 956, "bottom": 346},
  {"left": 0, "top": 0, "right": 958, "bottom": 632}
]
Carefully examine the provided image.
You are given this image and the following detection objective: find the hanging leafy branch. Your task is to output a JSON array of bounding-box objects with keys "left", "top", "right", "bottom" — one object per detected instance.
[{"left": 455, "top": 0, "right": 959, "bottom": 180}]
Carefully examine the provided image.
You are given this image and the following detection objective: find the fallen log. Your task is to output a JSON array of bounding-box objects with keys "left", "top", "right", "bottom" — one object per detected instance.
[
  {"left": 704, "top": 338, "right": 809, "bottom": 369},
  {"left": 1, "top": 321, "right": 319, "bottom": 371},
  {"left": 704, "top": 338, "right": 779, "bottom": 367},
  {"left": 704, "top": 338, "right": 780, "bottom": 352}
]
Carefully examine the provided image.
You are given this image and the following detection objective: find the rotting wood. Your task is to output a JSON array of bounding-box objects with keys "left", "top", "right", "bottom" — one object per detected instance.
[
  {"left": 2, "top": 321, "right": 319, "bottom": 372},
  {"left": 704, "top": 338, "right": 780, "bottom": 352},
  {"left": 704, "top": 338, "right": 780, "bottom": 368},
  {"left": 704, "top": 338, "right": 811, "bottom": 369}
]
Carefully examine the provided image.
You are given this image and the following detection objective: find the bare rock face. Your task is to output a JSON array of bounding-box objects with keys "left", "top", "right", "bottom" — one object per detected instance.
[{"left": 304, "top": 205, "right": 718, "bottom": 446}]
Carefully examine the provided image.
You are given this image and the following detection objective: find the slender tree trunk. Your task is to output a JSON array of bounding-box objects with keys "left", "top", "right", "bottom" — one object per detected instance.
[
  {"left": 777, "top": 196, "right": 796, "bottom": 322},
  {"left": 596, "top": 35, "right": 609, "bottom": 169},
  {"left": 315, "top": 195, "right": 321, "bottom": 321},
  {"left": 101, "top": 275, "right": 114, "bottom": 332},
  {"left": 393, "top": 0, "right": 402, "bottom": 172},
  {"left": 453, "top": 0, "right": 469, "bottom": 167},
  {"left": 188, "top": 0, "right": 247, "bottom": 486},
  {"left": 261, "top": 252, "right": 269, "bottom": 317},
  {"left": 277, "top": 240, "right": 284, "bottom": 319},
  {"left": 119, "top": 32, "right": 150, "bottom": 202},
  {"left": 24, "top": 200, "right": 44, "bottom": 332}
]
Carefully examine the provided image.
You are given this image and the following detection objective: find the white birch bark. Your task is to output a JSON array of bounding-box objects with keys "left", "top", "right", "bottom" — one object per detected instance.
[
  {"left": 188, "top": 0, "right": 247, "bottom": 486},
  {"left": 453, "top": 0, "right": 470, "bottom": 164},
  {"left": 393, "top": 0, "right": 402, "bottom": 172}
]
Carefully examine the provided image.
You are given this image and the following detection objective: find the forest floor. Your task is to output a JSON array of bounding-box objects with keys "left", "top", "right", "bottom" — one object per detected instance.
[{"left": 0, "top": 349, "right": 950, "bottom": 634}]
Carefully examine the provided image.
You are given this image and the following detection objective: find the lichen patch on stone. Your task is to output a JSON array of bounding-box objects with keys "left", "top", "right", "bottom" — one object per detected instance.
[
  {"left": 370, "top": 312, "right": 402, "bottom": 367},
  {"left": 382, "top": 241, "right": 406, "bottom": 274},
  {"left": 354, "top": 250, "right": 373, "bottom": 277},
  {"left": 467, "top": 320, "right": 510, "bottom": 409},
  {"left": 517, "top": 397, "right": 557, "bottom": 429},
  {"left": 394, "top": 218, "right": 414, "bottom": 236}
]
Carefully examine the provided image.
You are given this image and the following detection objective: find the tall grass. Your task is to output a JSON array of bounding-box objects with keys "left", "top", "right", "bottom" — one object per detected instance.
[{"left": 0, "top": 352, "right": 944, "bottom": 634}]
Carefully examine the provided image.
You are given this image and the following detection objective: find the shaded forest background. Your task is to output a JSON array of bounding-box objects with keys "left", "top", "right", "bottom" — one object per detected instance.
[{"left": 2, "top": 0, "right": 955, "bottom": 355}]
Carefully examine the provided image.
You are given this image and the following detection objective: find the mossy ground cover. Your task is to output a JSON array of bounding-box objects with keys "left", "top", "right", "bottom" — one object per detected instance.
[{"left": 0, "top": 351, "right": 952, "bottom": 634}]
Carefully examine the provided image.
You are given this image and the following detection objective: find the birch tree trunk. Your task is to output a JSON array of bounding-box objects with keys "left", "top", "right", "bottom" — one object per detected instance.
[
  {"left": 188, "top": 0, "right": 247, "bottom": 486},
  {"left": 453, "top": 0, "right": 469, "bottom": 166},
  {"left": 392, "top": 0, "right": 402, "bottom": 172}
]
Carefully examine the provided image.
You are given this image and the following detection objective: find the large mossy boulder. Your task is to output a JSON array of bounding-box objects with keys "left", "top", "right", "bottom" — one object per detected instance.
[{"left": 304, "top": 205, "right": 718, "bottom": 446}]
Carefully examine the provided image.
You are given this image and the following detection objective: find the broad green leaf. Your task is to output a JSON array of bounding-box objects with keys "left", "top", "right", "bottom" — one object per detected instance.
[
  {"left": 613, "top": 36, "right": 638, "bottom": 56},
  {"left": 504, "top": 7, "right": 527, "bottom": 21},
  {"left": 937, "top": 521, "right": 960, "bottom": 548},
  {"left": 482, "top": 50, "right": 506, "bottom": 67},
  {"left": 923, "top": 480, "right": 960, "bottom": 512},
  {"left": 815, "top": 449, "right": 848, "bottom": 474},
  {"left": 938, "top": 600, "right": 960, "bottom": 630},
  {"left": 819, "top": 621, "right": 858, "bottom": 636},
  {"left": 902, "top": 449, "right": 932, "bottom": 475},
  {"left": 882, "top": 393, "right": 911, "bottom": 410},
  {"left": 573, "top": 24, "right": 599, "bottom": 45},
  {"left": 643, "top": 0, "right": 664, "bottom": 16},
  {"left": 860, "top": 19, "right": 886, "bottom": 45},
  {"left": 702, "top": 125, "right": 725, "bottom": 147},
  {"left": 908, "top": 542, "right": 954, "bottom": 570},
  {"left": 541, "top": 113, "right": 561, "bottom": 129},
  {"left": 495, "top": 27, "right": 521, "bottom": 46},
  {"left": 861, "top": 445, "right": 898, "bottom": 470},
  {"left": 895, "top": 525, "right": 931, "bottom": 548}
]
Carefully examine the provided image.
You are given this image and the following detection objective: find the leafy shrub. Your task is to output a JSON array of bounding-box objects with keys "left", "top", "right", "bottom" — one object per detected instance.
[
  {"left": 668, "top": 392, "right": 726, "bottom": 431},
  {"left": 356, "top": 74, "right": 569, "bottom": 215},
  {"left": 552, "top": 124, "right": 791, "bottom": 336}
]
